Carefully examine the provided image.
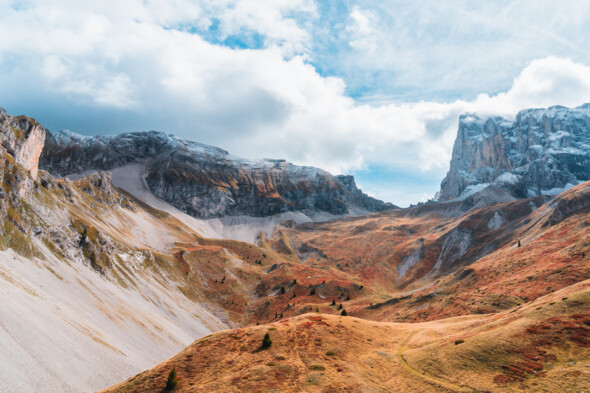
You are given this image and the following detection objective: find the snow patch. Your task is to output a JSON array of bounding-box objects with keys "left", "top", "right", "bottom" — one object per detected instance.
[
  {"left": 494, "top": 172, "right": 520, "bottom": 185},
  {"left": 455, "top": 183, "right": 490, "bottom": 201}
]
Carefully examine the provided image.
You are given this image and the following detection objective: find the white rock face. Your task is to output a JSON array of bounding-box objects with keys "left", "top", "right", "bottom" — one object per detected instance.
[
  {"left": 439, "top": 104, "right": 590, "bottom": 202},
  {"left": 0, "top": 109, "right": 46, "bottom": 178}
]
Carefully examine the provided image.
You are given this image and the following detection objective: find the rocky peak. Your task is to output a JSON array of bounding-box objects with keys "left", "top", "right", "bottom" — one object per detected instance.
[
  {"left": 40, "top": 130, "right": 395, "bottom": 218},
  {"left": 439, "top": 104, "right": 590, "bottom": 202},
  {"left": 0, "top": 108, "right": 46, "bottom": 178}
]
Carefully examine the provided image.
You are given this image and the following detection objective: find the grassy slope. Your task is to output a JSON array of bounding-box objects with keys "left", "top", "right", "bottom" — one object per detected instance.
[{"left": 101, "top": 280, "right": 589, "bottom": 393}]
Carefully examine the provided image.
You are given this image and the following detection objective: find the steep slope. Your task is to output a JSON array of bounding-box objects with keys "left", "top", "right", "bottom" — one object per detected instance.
[
  {"left": 39, "top": 129, "right": 394, "bottom": 218},
  {"left": 3, "top": 108, "right": 401, "bottom": 391},
  {"left": 439, "top": 104, "right": 590, "bottom": 202},
  {"left": 102, "top": 280, "right": 590, "bottom": 393},
  {"left": 0, "top": 110, "right": 233, "bottom": 391}
]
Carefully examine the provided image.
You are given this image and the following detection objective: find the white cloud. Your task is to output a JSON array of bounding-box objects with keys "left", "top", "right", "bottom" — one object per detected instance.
[
  {"left": 346, "top": 7, "right": 376, "bottom": 51},
  {"left": 1, "top": 1, "right": 590, "bottom": 206}
]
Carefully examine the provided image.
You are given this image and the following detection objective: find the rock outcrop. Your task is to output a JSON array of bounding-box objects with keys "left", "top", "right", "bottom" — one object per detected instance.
[
  {"left": 439, "top": 104, "right": 590, "bottom": 202},
  {"left": 40, "top": 130, "right": 395, "bottom": 218},
  {"left": 0, "top": 107, "right": 46, "bottom": 178}
]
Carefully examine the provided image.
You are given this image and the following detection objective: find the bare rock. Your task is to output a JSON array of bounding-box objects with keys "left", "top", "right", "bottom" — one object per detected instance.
[{"left": 439, "top": 104, "right": 590, "bottom": 203}]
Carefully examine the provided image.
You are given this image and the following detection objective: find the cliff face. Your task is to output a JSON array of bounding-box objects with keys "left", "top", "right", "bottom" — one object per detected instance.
[
  {"left": 0, "top": 107, "right": 46, "bottom": 179},
  {"left": 40, "top": 130, "right": 395, "bottom": 218},
  {"left": 439, "top": 104, "right": 590, "bottom": 201}
]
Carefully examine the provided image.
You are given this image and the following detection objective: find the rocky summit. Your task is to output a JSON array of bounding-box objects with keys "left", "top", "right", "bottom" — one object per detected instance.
[
  {"left": 1, "top": 105, "right": 589, "bottom": 393},
  {"left": 439, "top": 104, "right": 590, "bottom": 203},
  {"left": 40, "top": 130, "right": 395, "bottom": 218}
]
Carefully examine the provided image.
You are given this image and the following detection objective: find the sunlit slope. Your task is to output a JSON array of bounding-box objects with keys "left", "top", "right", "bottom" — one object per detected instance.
[{"left": 102, "top": 280, "right": 589, "bottom": 393}]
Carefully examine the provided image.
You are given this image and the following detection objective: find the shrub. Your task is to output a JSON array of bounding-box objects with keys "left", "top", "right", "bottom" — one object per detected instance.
[
  {"left": 326, "top": 351, "right": 337, "bottom": 356},
  {"left": 454, "top": 339, "right": 465, "bottom": 345},
  {"left": 309, "top": 364, "right": 325, "bottom": 371},
  {"left": 165, "top": 368, "right": 178, "bottom": 390},
  {"left": 341, "top": 309, "right": 347, "bottom": 316},
  {"left": 261, "top": 332, "right": 272, "bottom": 349}
]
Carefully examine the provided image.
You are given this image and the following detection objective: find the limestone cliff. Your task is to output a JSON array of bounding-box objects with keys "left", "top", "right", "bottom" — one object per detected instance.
[
  {"left": 439, "top": 104, "right": 590, "bottom": 202},
  {"left": 0, "top": 107, "right": 46, "bottom": 178},
  {"left": 40, "top": 130, "right": 395, "bottom": 218}
]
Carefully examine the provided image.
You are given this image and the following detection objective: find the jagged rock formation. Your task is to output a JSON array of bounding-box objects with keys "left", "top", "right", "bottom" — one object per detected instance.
[
  {"left": 439, "top": 104, "right": 590, "bottom": 202},
  {"left": 40, "top": 130, "right": 395, "bottom": 218},
  {"left": 0, "top": 107, "right": 46, "bottom": 178}
]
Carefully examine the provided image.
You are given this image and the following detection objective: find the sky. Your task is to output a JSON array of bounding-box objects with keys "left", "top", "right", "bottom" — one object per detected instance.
[{"left": 2, "top": 1, "right": 590, "bottom": 206}]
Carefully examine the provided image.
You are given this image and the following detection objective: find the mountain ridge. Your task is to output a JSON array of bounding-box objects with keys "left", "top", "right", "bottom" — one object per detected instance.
[
  {"left": 40, "top": 129, "right": 396, "bottom": 219},
  {"left": 439, "top": 103, "right": 590, "bottom": 204}
]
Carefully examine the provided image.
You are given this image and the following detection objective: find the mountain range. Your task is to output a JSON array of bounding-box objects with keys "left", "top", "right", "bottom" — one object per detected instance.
[{"left": 0, "top": 104, "right": 588, "bottom": 392}]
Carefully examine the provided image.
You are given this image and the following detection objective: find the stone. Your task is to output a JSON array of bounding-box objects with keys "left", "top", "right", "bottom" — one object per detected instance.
[
  {"left": 40, "top": 130, "right": 396, "bottom": 218},
  {"left": 439, "top": 104, "right": 590, "bottom": 203}
]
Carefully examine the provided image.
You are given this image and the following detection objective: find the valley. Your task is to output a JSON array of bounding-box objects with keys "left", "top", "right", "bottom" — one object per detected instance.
[{"left": 0, "top": 104, "right": 588, "bottom": 392}]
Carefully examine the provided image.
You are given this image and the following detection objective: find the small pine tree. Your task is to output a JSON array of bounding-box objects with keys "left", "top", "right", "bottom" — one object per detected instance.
[
  {"left": 331, "top": 300, "right": 336, "bottom": 306},
  {"left": 341, "top": 309, "right": 347, "bottom": 316},
  {"left": 275, "top": 312, "right": 278, "bottom": 318},
  {"left": 346, "top": 294, "right": 350, "bottom": 301},
  {"left": 293, "top": 279, "right": 297, "bottom": 285},
  {"left": 261, "top": 332, "right": 272, "bottom": 349},
  {"left": 316, "top": 307, "right": 319, "bottom": 312},
  {"left": 310, "top": 288, "right": 315, "bottom": 295},
  {"left": 292, "top": 293, "right": 297, "bottom": 298},
  {"left": 338, "top": 304, "right": 343, "bottom": 310},
  {"left": 280, "top": 286, "right": 286, "bottom": 294},
  {"left": 517, "top": 239, "right": 521, "bottom": 247},
  {"left": 165, "top": 367, "right": 178, "bottom": 390},
  {"left": 280, "top": 313, "right": 283, "bottom": 318}
]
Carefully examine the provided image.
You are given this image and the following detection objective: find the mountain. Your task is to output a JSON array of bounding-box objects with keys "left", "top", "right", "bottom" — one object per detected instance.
[
  {"left": 1, "top": 106, "right": 589, "bottom": 393},
  {"left": 40, "top": 130, "right": 395, "bottom": 219},
  {"left": 0, "top": 109, "right": 233, "bottom": 392},
  {"left": 439, "top": 104, "right": 590, "bottom": 204}
]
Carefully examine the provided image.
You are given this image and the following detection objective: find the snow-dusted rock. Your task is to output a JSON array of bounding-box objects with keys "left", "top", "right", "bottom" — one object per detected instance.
[
  {"left": 40, "top": 130, "right": 395, "bottom": 218},
  {"left": 439, "top": 104, "right": 590, "bottom": 202}
]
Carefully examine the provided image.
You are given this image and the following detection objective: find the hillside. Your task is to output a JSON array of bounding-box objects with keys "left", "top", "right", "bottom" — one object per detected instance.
[
  {"left": 102, "top": 280, "right": 590, "bottom": 393},
  {"left": 1, "top": 105, "right": 589, "bottom": 392}
]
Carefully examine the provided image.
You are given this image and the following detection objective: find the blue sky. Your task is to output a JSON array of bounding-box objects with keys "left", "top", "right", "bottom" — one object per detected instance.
[{"left": 2, "top": 1, "right": 590, "bottom": 206}]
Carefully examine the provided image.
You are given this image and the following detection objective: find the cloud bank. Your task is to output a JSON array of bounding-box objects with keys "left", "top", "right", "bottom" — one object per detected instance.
[{"left": 1, "top": 1, "right": 590, "bottom": 206}]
